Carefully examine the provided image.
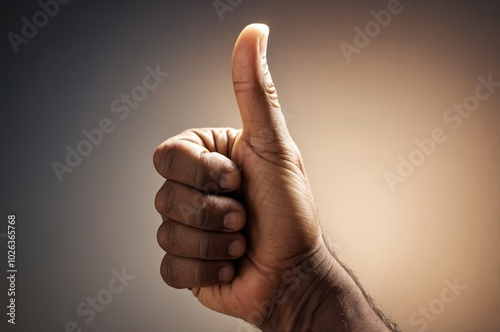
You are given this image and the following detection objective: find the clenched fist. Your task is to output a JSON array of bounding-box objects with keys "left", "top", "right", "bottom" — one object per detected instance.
[{"left": 154, "top": 24, "right": 398, "bottom": 331}]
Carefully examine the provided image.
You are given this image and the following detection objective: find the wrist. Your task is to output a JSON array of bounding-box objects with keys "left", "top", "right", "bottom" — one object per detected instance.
[{"left": 260, "top": 244, "right": 391, "bottom": 332}]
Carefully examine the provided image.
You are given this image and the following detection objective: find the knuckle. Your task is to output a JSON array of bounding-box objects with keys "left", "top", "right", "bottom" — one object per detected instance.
[
  {"left": 197, "top": 235, "right": 212, "bottom": 260},
  {"left": 194, "top": 201, "right": 205, "bottom": 229},
  {"left": 154, "top": 190, "right": 164, "bottom": 214},
  {"left": 163, "top": 140, "right": 179, "bottom": 177},
  {"left": 157, "top": 221, "right": 176, "bottom": 253},
  {"left": 154, "top": 182, "right": 176, "bottom": 215},
  {"left": 155, "top": 138, "right": 179, "bottom": 177},
  {"left": 164, "top": 221, "right": 177, "bottom": 253},
  {"left": 162, "top": 182, "right": 177, "bottom": 215},
  {"left": 161, "top": 254, "right": 177, "bottom": 287},
  {"left": 153, "top": 144, "right": 164, "bottom": 172},
  {"left": 190, "top": 166, "right": 203, "bottom": 189},
  {"left": 156, "top": 224, "right": 165, "bottom": 249},
  {"left": 195, "top": 198, "right": 211, "bottom": 230},
  {"left": 192, "top": 151, "right": 209, "bottom": 188}
]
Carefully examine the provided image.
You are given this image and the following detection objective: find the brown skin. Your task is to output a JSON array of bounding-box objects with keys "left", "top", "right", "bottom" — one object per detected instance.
[{"left": 154, "top": 24, "right": 396, "bottom": 331}]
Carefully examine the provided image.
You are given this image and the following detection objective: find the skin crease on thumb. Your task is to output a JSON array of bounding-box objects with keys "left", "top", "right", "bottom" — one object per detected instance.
[{"left": 232, "top": 23, "right": 270, "bottom": 85}]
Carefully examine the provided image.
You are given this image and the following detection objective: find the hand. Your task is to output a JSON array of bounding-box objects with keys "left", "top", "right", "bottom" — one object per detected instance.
[{"left": 154, "top": 24, "right": 397, "bottom": 331}]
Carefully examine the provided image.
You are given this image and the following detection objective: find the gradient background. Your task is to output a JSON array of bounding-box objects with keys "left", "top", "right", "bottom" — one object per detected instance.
[{"left": 1, "top": 0, "right": 499, "bottom": 331}]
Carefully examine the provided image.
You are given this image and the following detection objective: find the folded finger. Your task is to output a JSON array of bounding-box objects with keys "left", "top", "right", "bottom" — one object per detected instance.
[
  {"left": 157, "top": 220, "right": 246, "bottom": 260},
  {"left": 153, "top": 137, "right": 240, "bottom": 192},
  {"left": 155, "top": 180, "right": 245, "bottom": 232},
  {"left": 160, "top": 253, "right": 235, "bottom": 289}
]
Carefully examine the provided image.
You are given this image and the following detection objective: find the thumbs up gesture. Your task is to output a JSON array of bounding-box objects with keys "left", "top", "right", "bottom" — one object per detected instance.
[{"left": 154, "top": 24, "right": 397, "bottom": 331}]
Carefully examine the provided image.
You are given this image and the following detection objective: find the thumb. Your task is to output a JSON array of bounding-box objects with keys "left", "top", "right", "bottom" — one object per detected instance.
[{"left": 232, "top": 24, "right": 290, "bottom": 146}]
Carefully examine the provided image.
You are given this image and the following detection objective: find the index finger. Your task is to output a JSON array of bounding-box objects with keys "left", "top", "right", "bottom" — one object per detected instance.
[{"left": 153, "top": 133, "right": 240, "bottom": 192}]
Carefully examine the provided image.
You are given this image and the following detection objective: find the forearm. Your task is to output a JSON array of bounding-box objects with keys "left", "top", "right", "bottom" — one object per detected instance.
[{"left": 262, "top": 245, "right": 400, "bottom": 332}]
